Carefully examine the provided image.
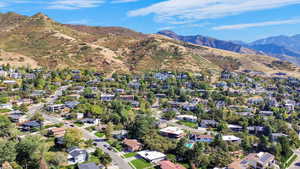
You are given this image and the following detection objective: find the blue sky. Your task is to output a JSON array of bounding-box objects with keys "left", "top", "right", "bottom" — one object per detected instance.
[{"left": 1, "top": 0, "right": 300, "bottom": 42}]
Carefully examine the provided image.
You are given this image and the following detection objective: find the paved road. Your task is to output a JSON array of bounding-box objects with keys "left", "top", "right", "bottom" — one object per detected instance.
[
  {"left": 288, "top": 149, "right": 300, "bottom": 169},
  {"left": 28, "top": 85, "right": 132, "bottom": 169}
]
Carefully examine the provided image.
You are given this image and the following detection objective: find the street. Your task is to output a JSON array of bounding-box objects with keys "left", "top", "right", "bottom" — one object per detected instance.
[{"left": 26, "top": 85, "right": 132, "bottom": 169}]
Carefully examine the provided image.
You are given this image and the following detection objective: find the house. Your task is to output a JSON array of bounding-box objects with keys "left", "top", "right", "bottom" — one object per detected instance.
[
  {"left": 159, "top": 160, "right": 186, "bottom": 169},
  {"left": 8, "top": 112, "right": 27, "bottom": 123},
  {"left": 100, "top": 94, "right": 115, "bottom": 101},
  {"left": 247, "top": 126, "right": 265, "bottom": 134},
  {"left": 30, "top": 90, "right": 45, "bottom": 97},
  {"left": 64, "top": 101, "right": 80, "bottom": 109},
  {"left": 14, "top": 98, "right": 33, "bottom": 106},
  {"left": 160, "top": 127, "right": 185, "bottom": 139},
  {"left": 24, "top": 73, "right": 36, "bottom": 79},
  {"left": 122, "top": 139, "right": 142, "bottom": 152},
  {"left": 78, "top": 162, "right": 100, "bottom": 169},
  {"left": 137, "top": 150, "right": 166, "bottom": 163},
  {"left": 228, "top": 124, "right": 243, "bottom": 132},
  {"left": 119, "top": 95, "right": 135, "bottom": 101},
  {"left": 259, "top": 111, "right": 274, "bottom": 117},
  {"left": 200, "top": 120, "right": 218, "bottom": 128},
  {"left": 0, "top": 70, "right": 8, "bottom": 77},
  {"left": 21, "top": 121, "right": 42, "bottom": 131},
  {"left": 222, "top": 135, "right": 241, "bottom": 143},
  {"left": 190, "top": 134, "right": 213, "bottom": 143},
  {"left": 227, "top": 152, "right": 277, "bottom": 169},
  {"left": 271, "top": 133, "right": 288, "bottom": 142},
  {"left": 47, "top": 104, "right": 65, "bottom": 112},
  {"left": 112, "top": 130, "right": 128, "bottom": 139},
  {"left": 0, "top": 103, "right": 13, "bottom": 110},
  {"left": 67, "top": 147, "right": 88, "bottom": 164},
  {"left": 248, "top": 97, "right": 264, "bottom": 105},
  {"left": 285, "top": 100, "right": 296, "bottom": 111},
  {"left": 48, "top": 127, "right": 66, "bottom": 138},
  {"left": 80, "top": 118, "right": 100, "bottom": 125},
  {"left": 216, "top": 101, "right": 226, "bottom": 110},
  {"left": 3, "top": 80, "right": 17, "bottom": 85},
  {"left": 176, "top": 115, "right": 197, "bottom": 123},
  {"left": 10, "top": 72, "right": 22, "bottom": 79}
]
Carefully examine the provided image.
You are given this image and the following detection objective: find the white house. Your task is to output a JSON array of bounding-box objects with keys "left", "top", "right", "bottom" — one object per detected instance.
[
  {"left": 67, "top": 147, "right": 88, "bottom": 164},
  {"left": 160, "top": 127, "right": 185, "bottom": 139},
  {"left": 222, "top": 135, "right": 241, "bottom": 143},
  {"left": 137, "top": 150, "right": 166, "bottom": 163},
  {"left": 176, "top": 115, "right": 197, "bottom": 123}
]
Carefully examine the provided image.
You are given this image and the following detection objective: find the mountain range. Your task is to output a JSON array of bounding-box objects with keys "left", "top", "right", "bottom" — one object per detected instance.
[
  {"left": 158, "top": 30, "right": 300, "bottom": 66},
  {"left": 0, "top": 12, "right": 299, "bottom": 77}
]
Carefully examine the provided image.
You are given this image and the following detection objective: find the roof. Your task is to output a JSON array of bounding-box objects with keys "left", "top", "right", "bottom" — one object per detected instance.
[
  {"left": 123, "top": 139, "right": 142, "bottom": 148},
  {"left": 222, "top": 135, "right": 241, "bottom": 141},
  {"left": 159, "top": 160, "right": 186, "bottom": 169},
  {"left": 78, "top": 162, "right": 99, "bottom": 169},
  {"left": 22, "top": 121, "right": 41, "bottom": 127},
  {"left": 137, "top": 150, "right": 166, "bottom": 161},
  {"left": 160, "top": 127, "right": 184, "bottom": 135}
]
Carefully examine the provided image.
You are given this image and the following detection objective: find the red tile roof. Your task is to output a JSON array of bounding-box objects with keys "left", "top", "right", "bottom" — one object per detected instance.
[{"left": 159, "top": 160, "right": 186, "bottom": 169}]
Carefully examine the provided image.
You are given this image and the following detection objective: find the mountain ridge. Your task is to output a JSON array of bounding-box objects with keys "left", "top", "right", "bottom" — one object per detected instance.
[{"left": 0, "top": 12, "right": 299, "bottom": 78}]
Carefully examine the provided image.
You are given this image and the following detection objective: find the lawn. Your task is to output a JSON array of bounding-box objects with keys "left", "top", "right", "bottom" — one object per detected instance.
[
  {"left": 131, "top": 159, "right": 153, "bottom": 169},
  {"left": 124, "top": 152, "right": 137, "bottom": 158},
  {"left": 0, "top": 109, "right": 11, "bottom": 113},
  {"left": 74, "top": 122, "right": 84, "bottom": 127},
  {"left": 95, "top": 132, "right": 105, "bottom": 138},
  {"left": 177, "top": 120, "right": 198, "bottom": 128}
]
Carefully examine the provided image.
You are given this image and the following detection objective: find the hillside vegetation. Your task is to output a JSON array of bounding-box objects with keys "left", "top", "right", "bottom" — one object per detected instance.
[{"left": 0, "top": 12, "right": 299, "bottom": 77}]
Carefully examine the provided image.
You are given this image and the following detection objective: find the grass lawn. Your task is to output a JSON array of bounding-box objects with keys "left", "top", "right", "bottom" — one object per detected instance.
[
  {"left": 74, "top": 122, "right": 84, "bottom": 127},
  {"left": 131, "top": 159, "right": 153, "bottom": 169},
  {"left": 87, "top": 155, "right": 100, "bottom": 164},
  {"left": 177, "top": 120, "right": 198, "bottom": 128},
  {"left": 124, "top": 152, "right": 137, "bottom": 158},
  {"left": 95, "top": 132, "right": 105, "bottom": 138},
  {"left": 0, "top": 109, "right": 11, "bottom": 113}
]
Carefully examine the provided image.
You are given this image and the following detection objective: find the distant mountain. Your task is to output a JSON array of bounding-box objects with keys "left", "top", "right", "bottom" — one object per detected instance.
[
  {"left": 158, "top": 30, "right": 260, "bottom": 55},
  {"left": 247, "top": 35, "right": 300, "bottom": 65}
]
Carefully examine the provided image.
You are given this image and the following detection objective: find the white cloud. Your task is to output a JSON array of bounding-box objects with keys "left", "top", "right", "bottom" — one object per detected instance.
[
  {"left": 48, "top": 0, "right": 104, "bottom": 10},
  {"left": 112, "top": 0, "right": 139, "bottom": 3},
  {"left": 128, "top": 0, "right": 300, "bottom": 24},
  {"left": 213, "top": 19, "right": 300, "bottom": 30}
]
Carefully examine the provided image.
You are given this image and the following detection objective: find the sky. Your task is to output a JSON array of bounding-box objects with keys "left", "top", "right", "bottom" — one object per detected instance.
[{"left": 1, "top": 0, "right": 300, "bottom": 42}]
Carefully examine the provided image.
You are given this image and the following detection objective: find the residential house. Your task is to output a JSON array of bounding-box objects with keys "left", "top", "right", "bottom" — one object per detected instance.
[
  {"left": 259, "top": 111, "right": 274, "bottom": 117},
  {"left": 78, "top": 162, "right": 100, "bottom": 169},
  {"left": 190, "top": 134, "right": 213, "bottom": 143},
  {"left": 227, "top": 152, "right": 278, "bottom": 169},
  {"left": 48, "top": 127, "right": 66, "bottom": 138},
  {"left": 47, "top": 104, "right": 65, "bottom": 112},
  {"left": 122, "top": 139, "right": 142, "bottom": 152},
  {"left": 271, "top": 133, "right": 288, "bottom": 142},
  {"left": 176, "top": 115, "right": 197, "bottom": 123},
  {"left": 200, "top": 120, "right": 218, "bottom": 128},
  {"left": 67, "top": 147, "right": 88, "bottom": 164},
  {"left": 228, "top": 124, "right": 243, "bottom": 132},
  {"left": 8, "top": 112, "right": 27, "bottom": 123},
  {"left": 65, "top": 101, "right": 80, "bottom": 109},
  {"left": 10, "top": 72, "right": 22, "bottom": 79},
  {"left": 285, "top": 100, "right": 296, "bottom": 112},
  {"left": 0, "top": 70, "right": 8, "bottom": 77},
  {"left": 247, "top": 126, "right": 265, "bottom": 134},
  {"left": 248, "top": 97, "right": 264, "bottom": 105},
  {"left": 119, "top": 95, "right": 135, "bottom": 101},
  {"left": 21, "top": 121, "right": 42, "bottom": 131},
  {"left": 80, "top": 118, "right": 100, "bottom": 125},
  {"left": 160, "top": 127, "right": 185, "bottom": 139},
  {"left": 158, "top": 160, "right": 186, "bottom": 169},
  {"left": 137, "top": 150, "right": 166, "bottom": 163},
  {"left": 222, "top": 135, "right": 241, "bottom": 144},
  {"left": 3, "top": 80, "right": 17, "bottom": 85},
  {"left": 112, "top": 130, "right": 128, "bottom": 139},
  {"left": 100, "top": 94, "right": 115, "bottom": 101},
  {"left": 0, "top": 103, "right": 13, "bottom": 110}
]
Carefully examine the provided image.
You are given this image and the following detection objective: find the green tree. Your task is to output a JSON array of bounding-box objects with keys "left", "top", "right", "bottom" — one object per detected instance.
[
  {"left": 64, "top": 128, "right": 83, "bottom": 148},
  {"left": 0, "top": 139, "right": 17, "bottom": 165}
]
